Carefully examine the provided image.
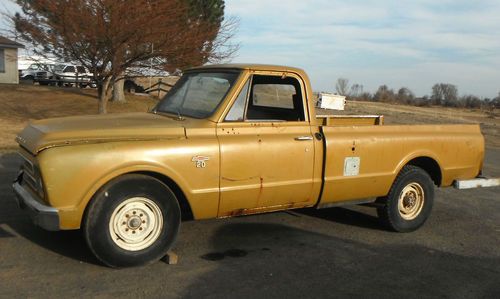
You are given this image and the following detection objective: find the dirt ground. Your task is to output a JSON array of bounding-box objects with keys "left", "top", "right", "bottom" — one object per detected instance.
[{"left": 1, "top": 84, "right": 498, "bottom": 151}]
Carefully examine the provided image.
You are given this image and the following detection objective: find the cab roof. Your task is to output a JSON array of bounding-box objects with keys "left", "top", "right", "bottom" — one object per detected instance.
[{"left": 188, "top": 63, "right": 306, "bottom": 75}]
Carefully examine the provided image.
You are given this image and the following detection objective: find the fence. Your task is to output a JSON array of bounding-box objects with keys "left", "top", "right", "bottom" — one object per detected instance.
[{"left": 143, "top": 78, "right": 175, "bottom": 98}]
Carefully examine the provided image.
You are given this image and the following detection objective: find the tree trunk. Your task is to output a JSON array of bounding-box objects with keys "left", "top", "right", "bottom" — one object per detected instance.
[
  {"left": 112, "top": 78, "right": 126, "bottom": 103},
  {"left": 98, "top": 77, "right": 112, "bottom": 114}
]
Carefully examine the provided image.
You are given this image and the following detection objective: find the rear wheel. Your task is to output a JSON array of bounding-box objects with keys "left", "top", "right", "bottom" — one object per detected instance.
[
  {"left": 377, "top": 165, "right": 434, "bottom": 232},
  {"left": 84, "top": 174, "right": 181, "bottom": 267}
]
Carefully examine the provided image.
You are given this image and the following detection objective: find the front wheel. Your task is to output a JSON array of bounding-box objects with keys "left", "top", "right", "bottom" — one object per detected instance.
[
  {"left": 83, "top": 174, "right": 181, "bottom": 267},
  {"left": 377, "top": 165, "right": 434, "bottom": 232}
]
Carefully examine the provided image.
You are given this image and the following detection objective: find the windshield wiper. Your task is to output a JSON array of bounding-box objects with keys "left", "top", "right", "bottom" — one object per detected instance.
[{"left": 176, "top": 108, "right": 185, "bottom": 121}]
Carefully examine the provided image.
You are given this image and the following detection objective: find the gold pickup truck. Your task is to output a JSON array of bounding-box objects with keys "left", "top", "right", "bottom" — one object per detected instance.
[{"left": 13, "top": 64, "right": 492, "bottom": 267}]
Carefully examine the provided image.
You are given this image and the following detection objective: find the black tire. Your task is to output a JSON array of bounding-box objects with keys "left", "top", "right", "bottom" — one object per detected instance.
[
  {"left": 83, "top": 174, "right": 181, "bottom": 268},
  {"left": 376, "top": 165, "right": 434, "bottom": 232}
]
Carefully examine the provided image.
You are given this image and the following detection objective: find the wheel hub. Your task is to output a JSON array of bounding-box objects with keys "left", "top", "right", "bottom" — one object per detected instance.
[
  {"left": 128, "top": 216, "right": 142, "bottom": 229},
  {"left": 109, "top": 197, "right": 163, "bottom": 251},
  {"left": 403, "top": 192, "right": 417, "bottom": 209},
  {"left": 398, "top": 183, "right": 425, "bottom": 220}
]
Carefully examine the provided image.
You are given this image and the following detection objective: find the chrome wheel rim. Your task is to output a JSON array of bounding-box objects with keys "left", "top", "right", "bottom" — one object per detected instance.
[
  {"left": 398, "top": 183, "right": 425, "bottom": 220},
  {"left": 109, "top": 197, "right": 163, "bottom": 251}
]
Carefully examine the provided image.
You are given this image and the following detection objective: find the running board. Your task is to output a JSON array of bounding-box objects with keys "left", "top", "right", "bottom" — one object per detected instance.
[{"left": 453, "top": 177, "right": 500, "bottom": 189}]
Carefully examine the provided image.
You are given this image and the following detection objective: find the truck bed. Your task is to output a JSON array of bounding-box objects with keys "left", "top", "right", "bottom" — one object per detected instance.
[{"left": 318, "top": 123, "right": 484, "bottom": 206}]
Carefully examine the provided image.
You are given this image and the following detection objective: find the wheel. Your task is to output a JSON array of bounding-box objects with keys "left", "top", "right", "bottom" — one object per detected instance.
[
  {"left": 83, "top": 174, "right": 181, "bottom": 267},
  {"left": 376, "top": 165, "right": 434, "bottom": 232}
]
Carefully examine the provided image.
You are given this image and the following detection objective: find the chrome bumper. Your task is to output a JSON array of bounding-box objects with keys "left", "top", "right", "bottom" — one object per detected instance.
[{"left": 12, "top": 171, "right": 60, "bottom": 231}]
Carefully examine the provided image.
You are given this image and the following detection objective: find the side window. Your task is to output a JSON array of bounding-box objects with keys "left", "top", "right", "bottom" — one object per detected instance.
[
  {"left": 64, "top": 66, "right": 75, "bottom": 73},
  {"left": 76, "top": 66, "right": 86, "bottom": 73},
  {"left": 247, "top": 75, "right": 305, "bottom": 121},
  {"left": 225, "top": 79, "right": 250, "bottom": 121}
]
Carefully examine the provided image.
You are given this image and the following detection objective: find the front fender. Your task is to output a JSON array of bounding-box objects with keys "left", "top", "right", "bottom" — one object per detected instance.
[{"left": 38, "top": 140, "right": 220, "bottom": 229}]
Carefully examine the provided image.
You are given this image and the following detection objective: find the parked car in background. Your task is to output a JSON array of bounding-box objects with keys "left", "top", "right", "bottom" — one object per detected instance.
[
  {"left": 19, "top": 63, "right": 54, "bottom": 84},
  {"left": 50, "top": 63, "right": 94, "bottom": 87},
  {"left": 34, "top": 64, "right": 57, "bottom": 85},
  {"left": 18, "top": 55, "right": 57, "bottom": 83}
]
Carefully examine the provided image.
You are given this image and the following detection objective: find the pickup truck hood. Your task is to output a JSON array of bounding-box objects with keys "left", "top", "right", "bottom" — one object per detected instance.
[{"left": 16, "top": 112, "right": 191, "bottom": 154}]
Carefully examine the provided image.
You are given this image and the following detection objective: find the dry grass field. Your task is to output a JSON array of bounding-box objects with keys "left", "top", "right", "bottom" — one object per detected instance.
[
  {"left": 0, "top": 84, "right": 498, "bottom": 151},
  {"left": 329, "top": 101, "right": 499, "bottom": 148},
  {"left": 0, "top": 84, "right": 158, "bottom": 151}
]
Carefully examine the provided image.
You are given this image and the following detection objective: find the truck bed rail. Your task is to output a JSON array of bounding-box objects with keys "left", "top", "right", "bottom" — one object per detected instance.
[{"left": 316, "top": 115, "right": 384, "bottom": 126}]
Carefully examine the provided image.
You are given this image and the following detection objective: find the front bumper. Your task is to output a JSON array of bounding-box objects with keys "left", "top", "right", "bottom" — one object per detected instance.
[{"left": 12, "top": 172, "right": 60, "bottom": 231}]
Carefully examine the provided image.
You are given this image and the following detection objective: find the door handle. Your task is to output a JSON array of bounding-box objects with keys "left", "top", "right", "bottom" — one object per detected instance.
[{"left": 294, "top": 136, "right": 313, "bottom": 141}]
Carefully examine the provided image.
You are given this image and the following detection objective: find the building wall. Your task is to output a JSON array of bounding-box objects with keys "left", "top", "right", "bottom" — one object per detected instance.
[{"left": 0, "top": 48, "right": 19, "bottom": 84}]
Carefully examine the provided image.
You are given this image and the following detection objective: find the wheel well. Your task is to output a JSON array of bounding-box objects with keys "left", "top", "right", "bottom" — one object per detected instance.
[
  {"left": 406, "top": 157, "right": 442, "bottom": 186},
  {"left": 135, "top": 171, "right": 194, "bottom": 221}
]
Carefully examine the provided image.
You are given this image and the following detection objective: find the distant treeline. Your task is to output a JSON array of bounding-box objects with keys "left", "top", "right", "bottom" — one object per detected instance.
[{"left": 334, "top": 78, "right": 500, "bottom": 109}]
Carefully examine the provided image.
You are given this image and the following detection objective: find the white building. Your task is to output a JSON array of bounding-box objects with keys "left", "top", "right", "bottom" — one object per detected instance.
[{"left": 0, "top": 36, "right": 25, "bottom": 84}]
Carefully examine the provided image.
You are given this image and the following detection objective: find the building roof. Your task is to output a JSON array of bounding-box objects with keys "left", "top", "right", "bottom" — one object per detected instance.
[{"left": 0, "top": 36, "right": 25, "bottom": 49}]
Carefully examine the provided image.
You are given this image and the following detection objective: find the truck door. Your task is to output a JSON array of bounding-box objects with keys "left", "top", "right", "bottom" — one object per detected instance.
[{"left": 217, "top": 73, "right": 316, "bottom": 216}]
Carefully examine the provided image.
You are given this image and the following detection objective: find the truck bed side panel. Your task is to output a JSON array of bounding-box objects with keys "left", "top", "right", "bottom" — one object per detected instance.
[{"left": 319, "top": 124, "right": 484, "bottom": 204}]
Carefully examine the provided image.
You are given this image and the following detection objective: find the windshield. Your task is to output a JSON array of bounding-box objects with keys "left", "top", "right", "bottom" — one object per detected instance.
[
  {"left": 154, "top": 71, "right": 240, "bottom": 119},
  {"left": 54, "top": 64, "right": 66, "bottom": 72}
]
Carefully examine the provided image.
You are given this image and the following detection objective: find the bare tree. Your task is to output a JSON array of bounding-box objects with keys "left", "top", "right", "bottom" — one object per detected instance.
[
  {"left": 397, "top": 87, "right": 415, "bottom": 104},
  {"left": 335, "top": 78, "right": 350, "bottom": 96},
  {"left": 492, "top": 92, "right": 500, "bottom": 109},
  {"left": 358, "top": 92, "right": 373, "bottom": 102},
  {"left": 111, "top": 0, "right": 233, "bottom": 103},
  {"left": 460, "top": 95, "right": 481, "bottom": 109},
  {"left": 112, "top": 73, "right": 126, "bottom": 103},
  {"left": 11, "top": 0, "right": 238, "bottom": 113},
  {"left": 349, "top": 83, "right": 363, "bottom": 99},
  {"left": 374, "top": 85, "right": 396, "bottom": 103},
  {"left": 431, "top": 83, "right": 458, "bottom": 107}
]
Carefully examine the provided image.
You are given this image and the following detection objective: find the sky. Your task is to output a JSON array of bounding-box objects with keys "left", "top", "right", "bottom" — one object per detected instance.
[
  {"left": 1, "top": 1, "right": 499, "bottom": 98},
  {"left": 225, "top": 0, "right": 500, "bottom": 98}
]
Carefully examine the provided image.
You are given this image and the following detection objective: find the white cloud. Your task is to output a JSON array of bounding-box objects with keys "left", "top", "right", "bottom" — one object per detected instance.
[{"left": 226, "top": 0, "right": 500, "bottom": 97}]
